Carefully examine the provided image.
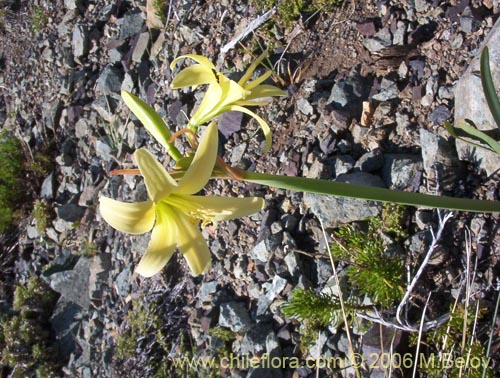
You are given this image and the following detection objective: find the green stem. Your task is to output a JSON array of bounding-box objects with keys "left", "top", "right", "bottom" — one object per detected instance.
[{"left": 241, "top": 171, "right": 500, "bottom": 213}]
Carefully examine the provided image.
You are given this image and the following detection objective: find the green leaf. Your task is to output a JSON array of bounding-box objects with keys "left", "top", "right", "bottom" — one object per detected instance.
[
  {"left": 458, "top": 120, "right": 500, "bottom": 156},
  {"left": 242, "top": 171, "right": 500, "bottom": 213},
  {"left": 480, "top": 46, "right": 500, "bottom": 130}
]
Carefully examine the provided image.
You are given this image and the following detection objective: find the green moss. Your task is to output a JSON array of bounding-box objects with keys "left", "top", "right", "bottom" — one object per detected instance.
[
  {"left": 207, "top": 327, "right": 236, "bottom": 342},
  {"left": 1, "top": 276, "right": 60, "bottom": 376},
  {"left": 33, "top": 199, "right": 53, "bottom": 233},
  {"left": 31, "top": 5, "right": 48, "bottom": 32},
  {"left": 0, "top": 131, "right": 24, "bottom": 233},
  {"left": 251, "top": 0, "right": 343, "bottom": 26},
  {"left": 152, "top": 0, "right": 169, "bottom": 23}
]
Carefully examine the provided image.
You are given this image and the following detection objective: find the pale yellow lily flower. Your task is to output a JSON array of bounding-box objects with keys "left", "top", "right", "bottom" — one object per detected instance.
[
  {"left": 99, "top": 122, "right": 265, "bottom": 277},
  {"left": 170, "top": 51, "right": 287, "bottom": 153}
]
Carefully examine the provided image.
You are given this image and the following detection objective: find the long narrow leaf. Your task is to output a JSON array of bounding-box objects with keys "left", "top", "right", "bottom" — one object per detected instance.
[
  {"left": 458, "top": 120, "right": 500, "bottom": 156},
  {"left": 445, "top": 121, "right": 497, "bottom": 154},
  {"left": 480, "top": 46, "right": 500, "bottom": 129},
  {"left": 241, "top": 171, "right": 500, "bottom": 213}
]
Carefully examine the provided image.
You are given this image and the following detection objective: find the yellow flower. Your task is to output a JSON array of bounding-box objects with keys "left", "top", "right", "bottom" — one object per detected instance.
[
  {"left": 99, "top": 122, "right": 265, "bottom": 277},
  {"left": 170, "top": 51, "right": 287, "bottom": 153}
]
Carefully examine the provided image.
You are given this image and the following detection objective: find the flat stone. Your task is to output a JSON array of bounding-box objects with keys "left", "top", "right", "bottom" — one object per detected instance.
[
  {"left": 429, "top": 104, "right": 451, "bottom": 126},
  {"left": 363, "top": 27, "right": 392, "bottom": 53},
  {"left": 420, "top": 129, "right": 463, "bottom": 191},
  {"left": 132, "top": 32, "right": 150, "bottom": 62},
  {"left": 454, "top": 17, "right": 500, "bottom": 176},
  {"left": 96, "top": 65, "right": 124, "bottom": 99},
  {"left": 256, "top": 275, "right": 288, "bottom": 316},
  {"left": 119, "top": 12, "right": 144, "bottom": 40},
  {"left": 297, "top": 98, "right": 314, "bottom": 115},
  {"left": 355, "top": 149, "right": 384, "bottom": 172},
  {"left": 219, "top": 302, "right": 252, "bottom": 333},
  {"left": 49, "top": 257, "right": 91, "bottom": 310},
  {"left": 72, "top": 25, "right": 88, "bottom": 60},
  {"left": 303, "top": 172, "right": 384, "bottom": 228},
  {"left": 56, "top": 203, "right": 86, "bottom": 223},
  {"left": 40, "top": 172, "right": 55, "bottom": 199},
  {"left": 382, "top": 154, "right": 423, "bottom": 190}
]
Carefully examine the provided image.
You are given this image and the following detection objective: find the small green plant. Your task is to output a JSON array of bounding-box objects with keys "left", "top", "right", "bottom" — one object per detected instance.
[
  {"left": 30, "top": 151, "right": 53, "bottom": 176},
  {"left": 152, "top": 0, "right": 169, "bottom": 23},
  {"left": 31, "top": 5, "right": 48, "bottom": 32},
  {"left": 207, "top": 327, "right": 236, "bottom": 342},
  {"left": 0, "top": 276, "right": 61, "bottom": 377},
  {"left": 330, "top": 205, "right": 407, "bottom": 307},
  {"left": 0, "top": 131, "right": 24, "bottom": 233},
  {"left": 412, "top": 302, "right": 494, "bottom": 378},
  {"left": 78, "top": 239, "right": 98, "bottom": 257},
  {"left": 115, "top": 299, "right": 153, "bottom": 359},
  {"left": 282, "top": 287, "right": 344, "bottom": 327},
  {"left": 33, "top": 199, "right": 53, "bottom": 233},
  {"left": 252, "top": 0, "right": 344, "bottom": 26}
]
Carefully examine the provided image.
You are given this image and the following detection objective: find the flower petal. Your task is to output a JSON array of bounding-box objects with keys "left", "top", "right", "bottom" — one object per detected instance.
[
  {"left": 244, "top": 84, "right": 287, "bottom": 101},
  {"left": 99, "top": 196, "right": 155, "bottom": 234},
  {"left": 170, "top": 54, "right": 216, "bottom": 71},
  {"left": 186, "top": 195, "right": 265, "bottom": 221},
  {"left": 136, "top": 203, "right": 177, "bottom": 277},
  {"left": 175, "top": 211, "right": 211, "bottom": 276},
  {"left": 244, "top": 70, "right": 272, "bottom": 90},
  {"left": 121, "top": 91, "right": 177, "bottom": 155},
  {"left": 229, "top": 105, "right": 273, "bottom": 154},
  {"left": 176, "top": 121, "right": 218, "bottom": 195},
  {"left": 135, "top": 148, "right": 178, "bottom": 202},
  {"left": 189, "top": 83, "right": 224, "bottom": 127},
  {"left": 238, "top": 50, "right": 269, "bottom": 86},
  {"left": 171, "top": 65, "right": 218, "bottom": 89}
]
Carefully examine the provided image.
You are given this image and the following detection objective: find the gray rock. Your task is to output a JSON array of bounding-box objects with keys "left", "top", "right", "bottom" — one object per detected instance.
[
  {"left": 371, "top": 78, "right": 399, "bottom": 101},
  {"left": 199, "top": 281, "right": 218, "bottom": 303},
  {"left": 240, "top": 322, "right": 273, "bottom": 355},
  {"left": 49, "top": 257, "right": 91, "bottom": 310},
  {"left": 284, "top": 251, "right": 301, "bottom": 278},
  {"left": 50, "top": 297, "right": 81, "bottom": 358},
  {"left": 40, "top": 172, "right": 55, "bottom": 199},
  {"left": 362, "top": 324, "right": 403, "bottom": 377},
  {"left": 95, "top": 139, "right": 113, "bottom": 162},
  {"left": 334, "top": 155, "right": 355, "bottom": 176},
  {"left": 250, "top": 234, "right": 282, "bottom": 262},
  {"left": 219, "top": 302, "right": 252, "bottom": 333},
  {"left": 355, "top": 149, "right": 384, "bottom": 172},
  {"left": 303, "top": 172, "right": 384, "bottom": 228},
  {"left": 115, "top": 267, "right": 131, "bottom": 297},
  {"left": 132, "top": 32, "right": 150, "bottom": 62},
  {"left": 230, "top": 143, "right": 247, "bottom": 165},
  {"left": 382, "top": 154, "right": 423, "bottom": 190},
  {"left": 316, "top": 259, "right": 333, "bottom": 285},
  {"left": 64, "top": 0, "right": 82, "bottom": 10},
  {"left": 219, "top": 111, "right": 243, "bottom": 139},
  {"left": 429, "top": 104, "right": 451, "bottom": 126},
  {"left": 72, "top": 25, "right": 88, "bottom": 60},
  {"left": 454, "top": 17, "right": 500, "bottom": 176},
  {"left": 420, "top": 129, "right": 463, "bottom": 191},
  {"left": 96, "top": 66, "right": 124, "bottom": 99},
  {"left": 297, "top": 98, "right": 314, "bottom": 115},
  {"left": 75, "top": 118, "right": 89, "bottom": 139},
  {"left": 119, "top": 12, "right": 144, "bottom": 40},
  {"left": 257, "top": 275, "right": 288, "bottom": 316},
  {"left": 363, "top": 27, "right": 392, "bottom": 53},
  {"left": 56, "top": 203, "right": 86, "bottom": 223},
  {"left": 327, "top": 70, "right": 371, "bottom": 117}
]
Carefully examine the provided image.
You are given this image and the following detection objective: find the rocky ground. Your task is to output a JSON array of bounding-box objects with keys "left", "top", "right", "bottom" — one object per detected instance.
[{"left": 1, "top": 0, "right": 500, "bottom": 377}]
